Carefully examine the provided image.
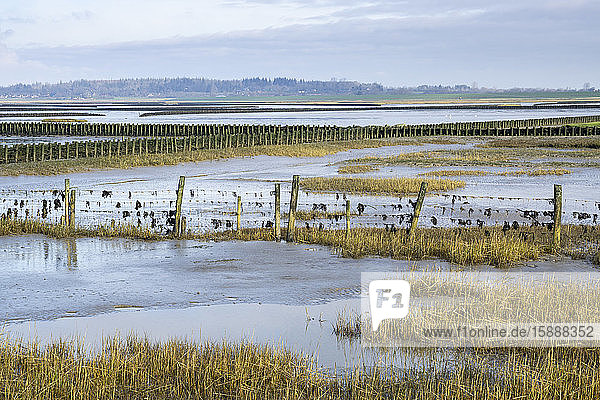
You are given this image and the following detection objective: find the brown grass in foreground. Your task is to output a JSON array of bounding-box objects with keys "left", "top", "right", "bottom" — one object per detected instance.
[{"left": 0, "top": 335, "right": 598, "bottom": 399}]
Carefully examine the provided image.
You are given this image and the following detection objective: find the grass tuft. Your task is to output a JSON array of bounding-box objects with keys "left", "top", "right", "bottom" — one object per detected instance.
[
  {"left": 419, "top": 169, "right": 489, "bottom": 177},
  {"left": 299, "top": 176, "right": 465, "bottom": 196},
  {"left": 499, "top": 168, "right": 572, "bottom": 176},
  {"left": 337, "top": 164, "right": 378, "bottom": 174}
]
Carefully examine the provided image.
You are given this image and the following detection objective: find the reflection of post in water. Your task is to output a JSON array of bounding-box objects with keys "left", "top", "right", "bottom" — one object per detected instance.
[{"left": 65, "top": 238, "right": 78, "bottom": 270}]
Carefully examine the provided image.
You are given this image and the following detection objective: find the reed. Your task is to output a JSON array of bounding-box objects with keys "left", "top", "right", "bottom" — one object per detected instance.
[
  {"left": 337, "top": 164, "right": 378, "bottom": 174},
  {"left": 299, "top": 177, "right": 465, "bottom": 196},
  {"left": 0, "top": 140, "right": 403, "bottom": 176},
  {"left": 499, "top": 168, "right": 572, "bottom": 176},
  {"left": 348, "top": 148, "right": 600, "bottom": 169},
  {"left": 204, "top": 225, "right": 594, "bottom": 267},
  {"left": 419, "top": 169, "right": 489, "bottom": 177},
  {"left": 3, "top": 219, "right": 598, "bottom": 267},
  {"left": 482, "top": 136, "right": 600, "bottom": 149},
  {"left": 0, "top": 335, "right": 598, "bottom": 399},
  {"left": 0, "top": 217, "right": 169, "bottom": 240},
  {"left": 332, "top": 309, "right": 361, "bottom": 340}
]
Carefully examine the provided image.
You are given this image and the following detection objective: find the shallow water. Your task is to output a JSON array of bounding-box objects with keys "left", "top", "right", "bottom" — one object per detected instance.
[
  {"left": 1, "top": 234, "right": 596, "bottom": 369},
  {"left": 0, "top": 234, "right": 595, "bottom": 320},
  {"left": 0, "top": 235, "right": 451, "bottom": 322},
  {"left": 2, "top": 107, "right": 600, "bottom": 126}
]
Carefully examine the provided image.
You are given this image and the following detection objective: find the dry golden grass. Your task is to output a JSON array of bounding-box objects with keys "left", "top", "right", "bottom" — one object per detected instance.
[
  {"left": 3, "top": 218, "right": 598, "bottom": 267},
  {"left": 349, "top": 148, "right": 600, "bottom": 169},
  {"left": 204, "top": 225, "right": 600, "bottom": 268},
  {"left": 337, "top": 164, "right": 378, "bottom": 174},
  {"left": 483, "top": 135, "right": 600, "bottom": 149},
  {"left": 0, "top": 139, "right": 404, "bottom": 176},
  {"left": 0, "top": 217, "right": 168, "bottom": 240},
  {"left": 499, "top": 168, "right": 572, "bottom": 176},
  {"left": 0, "top": 335, "right": 599, "bottom": 399},
  {"left": 299, "top": 176, "right": 465, "bottom": 196},
  {"left": 419, "top": 169, "right": 489, "bottom": 177}
]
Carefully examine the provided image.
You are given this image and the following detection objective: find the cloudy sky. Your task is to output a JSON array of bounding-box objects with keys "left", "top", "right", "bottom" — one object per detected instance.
[{"left": 0, "top": 0, "right": 598, "bottom": 88}]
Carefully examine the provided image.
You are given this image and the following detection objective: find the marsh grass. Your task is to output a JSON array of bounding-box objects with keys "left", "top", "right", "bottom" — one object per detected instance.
[
  {"left": 499, "top": 168, "right": 572, "bottom": 176},
  {"left": 0, "top": 335, "right": 599, "bottom": 399},
  {"left": 332, "top": 309, "right": 361, "bottom": 340},
  {"left": 419, "top": 169, "right": 489, "bottom": 177},
  {"left": 337, "top": 164, "right": 378, "bottom": 174},
  {"left": 346, "top": 148, "right": 600, "bottom": 169},
  {"left": 299, "top": 177, "right": 465, "bottom": 196},
  {"left": 482, "top": 136, "right": 600, "bottom": 149},
  {"left": 0, "top": 139, "right": 405, "bottom": 176},
  {"left": 3, "top": 218, "right": 599, "bottom": 267},
  {"left": 206, "top": 225, "right": 600, "bottom": 267},
  {"left": 0, "top": 217, "right": 169, "bottom": 240}
]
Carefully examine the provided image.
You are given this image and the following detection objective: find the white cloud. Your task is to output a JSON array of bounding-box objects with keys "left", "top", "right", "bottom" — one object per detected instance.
[{"left": 0, "top": 0, "right": 598, "bottom": 87}]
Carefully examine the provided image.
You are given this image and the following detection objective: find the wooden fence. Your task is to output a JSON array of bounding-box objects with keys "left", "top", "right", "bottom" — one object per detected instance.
[
  {"left": 1, "top": 115, "right": 600, "bottom": 137},
  {"left": 1, "top": 122, "right": 600, "bottom": 165}
]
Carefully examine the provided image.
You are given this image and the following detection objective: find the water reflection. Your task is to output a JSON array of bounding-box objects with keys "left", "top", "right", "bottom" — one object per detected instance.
[
  {"left": 2, "top": 300, "right": 444, "bottom": 370},
  {"left": 65, "top": 238, "right": 77, "bottom": 270}
]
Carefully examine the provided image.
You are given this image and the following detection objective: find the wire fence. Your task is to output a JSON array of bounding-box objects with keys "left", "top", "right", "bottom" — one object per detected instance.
[{"left": 1, "top": 179, "right": 599, "bottom": 235}]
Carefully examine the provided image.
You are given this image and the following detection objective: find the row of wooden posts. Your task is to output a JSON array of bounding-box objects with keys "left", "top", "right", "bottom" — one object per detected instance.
[
  {"left": 59, "top": 176, "right": 564, "bottom": 250},
  {"left": 2, "top": 124, "right": 600, "bottom": 165},
  {"left": 2, "top": 115, "right": 600, "bottom": 137}
]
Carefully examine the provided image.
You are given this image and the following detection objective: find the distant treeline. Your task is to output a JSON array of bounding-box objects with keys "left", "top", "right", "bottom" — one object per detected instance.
[
  {"left": 0, "top": 78, "right": 387, "bottom": 99},
  {"left": 0, "top": 77, "right": 597, "bottom": 99}
]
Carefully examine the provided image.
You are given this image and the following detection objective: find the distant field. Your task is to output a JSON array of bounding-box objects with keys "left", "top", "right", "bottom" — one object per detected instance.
[
  {"left": 161, "top": 92, "right": 600, "bottom": 104},
  {"left": 0, "top": 92, "right": 598, "bottom": 105}
]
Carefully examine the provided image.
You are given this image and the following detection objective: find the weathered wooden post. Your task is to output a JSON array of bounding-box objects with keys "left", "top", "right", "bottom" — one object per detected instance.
[
  {"left": 69, "top": 189, "right": 76, "bottom": 227},
  {"left": 286, "top": 175, "right": 300, "bottom": 242},
  {"left": 64, "top": 179, "right": 70, "bottom": 226},
  {"left": 552, "top": 184, "right": 562, "bottom": 253},
  {"left": 408, "top": 181, "right": 428, "bottom": 239},
  {"left": 174, "top": 176, "right": 186, "bottom": 237},
  {"left": 236, "top": 195, "right": 242, "bottom": 232},
  {"left": 274, "top": 183, "right": 281, "bottom": 241},
  {"left": 345, "top": 199, "right": 351, "bottom": 241}
]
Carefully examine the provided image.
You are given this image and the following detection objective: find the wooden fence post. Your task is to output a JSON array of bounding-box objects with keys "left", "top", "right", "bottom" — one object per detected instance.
[
  {"left": 64, "top": 178, "right": 70, "bottom": 226},
  {"left": 174, "top": 176, "right": 186, "bottom": 237},
  {"left": 69, "top": 189, "right": 76, "bottom": 227},
  {"left": 345, "top": 199, "right": 351, "bottom": 241},
  {"left": 553, "top": 184, "right": 562, "bottom": 253},
  {"left": 408, "top": 181, "right": 428, "bottom": 239},
  {"left": 286, "top": 175, "right": 300, "bottom": 242},
  {"left": 236, "top": 195, "right": 242, "bottom": 232},
  {"left": 274, "top": 183, "right": 281, "bottom": 241}
]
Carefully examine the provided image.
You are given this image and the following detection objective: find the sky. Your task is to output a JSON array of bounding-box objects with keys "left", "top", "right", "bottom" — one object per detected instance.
[{"left": 0, "top": 0, "right": 598, "bottom": 88}]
